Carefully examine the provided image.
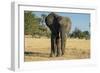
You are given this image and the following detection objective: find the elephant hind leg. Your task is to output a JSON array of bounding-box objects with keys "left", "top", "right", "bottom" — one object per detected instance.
[
  {"left": 61, "top": 35, "right": 66, "bottom": 56},
  {"left": 61, "top": 38, "right": 66, "bottom": 56}
]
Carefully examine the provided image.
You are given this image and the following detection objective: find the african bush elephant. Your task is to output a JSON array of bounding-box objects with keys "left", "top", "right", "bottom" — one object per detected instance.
[{"left": 45, "top": 12, "right": 71, "bottom": 57}]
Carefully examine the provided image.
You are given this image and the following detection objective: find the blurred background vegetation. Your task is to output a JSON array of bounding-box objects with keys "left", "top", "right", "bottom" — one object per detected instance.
[{"left": 24, "top": 11, "right": 90, "bottom": 40}]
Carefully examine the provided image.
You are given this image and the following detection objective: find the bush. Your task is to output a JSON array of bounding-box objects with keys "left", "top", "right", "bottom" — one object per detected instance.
[{"left": 69, "top": 28, "right": 90, "bottom": 39}]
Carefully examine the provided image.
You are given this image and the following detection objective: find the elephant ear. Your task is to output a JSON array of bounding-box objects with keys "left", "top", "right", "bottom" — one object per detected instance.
[
  {"left": 66, "top": 17, "right": 72, "bottom": 33},
  {"left": 45, "top": 13, "right": 54, "bottom": 28},
  {"left": 58, "top": 17, "right": 72, "bottom": 33}
]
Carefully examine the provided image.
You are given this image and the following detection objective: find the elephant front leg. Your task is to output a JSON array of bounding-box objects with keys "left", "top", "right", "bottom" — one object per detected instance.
[
  {"left": 50, "top": 34, "right": 57, "bottom": 57},
  {"left": 56, "top": 37, "right": 61, "bottom": 57}
]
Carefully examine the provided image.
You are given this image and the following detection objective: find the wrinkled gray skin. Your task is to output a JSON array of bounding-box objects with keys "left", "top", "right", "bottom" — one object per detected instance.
[{"left": 45, "top": 12, "right": 71, "bottom": 57}]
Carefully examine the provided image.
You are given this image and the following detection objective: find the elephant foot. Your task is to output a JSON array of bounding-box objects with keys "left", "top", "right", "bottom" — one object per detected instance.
[
  {"left": 56, "top": 54, "right": 61, "bottom": 57},
  {"left": 50, "top": 54, "right": 55, "bottom": 57},
  {"left": 61, "top": 52, "right": 65, "bottom": 56}
]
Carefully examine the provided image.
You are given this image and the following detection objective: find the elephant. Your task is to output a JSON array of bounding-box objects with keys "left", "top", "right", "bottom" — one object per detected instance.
[{"left": 45, "top": 12, "right": 72, "bottom": 57}]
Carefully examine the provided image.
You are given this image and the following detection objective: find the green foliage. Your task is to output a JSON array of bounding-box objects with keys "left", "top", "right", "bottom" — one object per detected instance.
[
  {"left": 83, "top": 31, "right": 90, "bottom": 40},
  {"left": 69, "top": 27, "right": 90, "bottom": 39},
  {"left": 24, "top": 11, "right": 38, "bottom": 35},
  {"left": 24, "top": 11, "right": 50, "bottom": 38}
]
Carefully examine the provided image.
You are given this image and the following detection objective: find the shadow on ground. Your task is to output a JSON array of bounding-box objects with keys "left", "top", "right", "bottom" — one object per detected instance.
[{"left": 24, "top": 51, "right": 50, "bottom": 58}]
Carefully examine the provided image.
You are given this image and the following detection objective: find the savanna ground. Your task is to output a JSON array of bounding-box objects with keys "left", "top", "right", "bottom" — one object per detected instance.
[{"left": 24, "top": 36, "right": 90, "bottom": 62}]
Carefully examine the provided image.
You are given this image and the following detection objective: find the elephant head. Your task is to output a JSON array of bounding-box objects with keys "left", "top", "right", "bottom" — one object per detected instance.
[{"left": 45, "top": 12, "right": 72, "bottom": 57}]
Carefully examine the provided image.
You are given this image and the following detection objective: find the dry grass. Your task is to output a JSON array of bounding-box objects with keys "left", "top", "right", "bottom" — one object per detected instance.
[{"left": 24, "top": 37, "right": 90, "bottom": 62}]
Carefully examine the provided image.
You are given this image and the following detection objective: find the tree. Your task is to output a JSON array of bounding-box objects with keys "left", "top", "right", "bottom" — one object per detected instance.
[
  {"left": 24, "top": 12, "right": 50, "bottom": 38},
  {"left": 69, "top": 27, "right": 90, "bottom": 39},
  {"left": 83, "top": 31, "right": 90, "bottom": 40},
  {"left": 71, "top": 28, "right": 83, "bottom": 38},
  {"left": 24, "top": 11, "right": 40, "bottom": 36}
]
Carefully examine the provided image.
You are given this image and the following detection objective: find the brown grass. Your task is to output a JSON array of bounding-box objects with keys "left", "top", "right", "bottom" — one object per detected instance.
[{"left": 24, "top": 37, "right": 90, "bottom": 62}]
